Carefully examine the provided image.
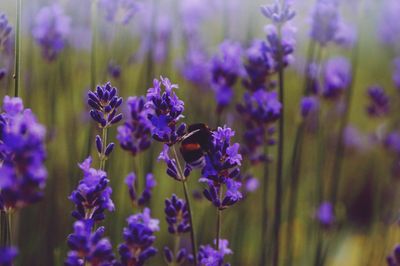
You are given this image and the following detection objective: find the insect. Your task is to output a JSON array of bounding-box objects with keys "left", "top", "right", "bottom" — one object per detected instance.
[{"left": 179, "top": 123, "right": 213, "bottom": 166}]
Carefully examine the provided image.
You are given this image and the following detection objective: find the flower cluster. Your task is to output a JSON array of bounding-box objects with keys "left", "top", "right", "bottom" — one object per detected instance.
[
  {"left": 65, "top": 221, "right": 115, "bottom": 266},
  {"left": 378, "top": 0, "right": 400, "bottom": 47},
  {"left": 260, "top": 0, "right": 295, "bottom": 25},
  {"left": 145, "top": 77, "right": 186, "bottom": 145},
  {"left": 198, "top": 239, "right": 232, "bottom": 266},
  {"left": 125, "top": 172, "right": 156, "bottom": 207},
  {"left": 68, "top": 157, "right": 114, "bottom": 222},
  {"left": 310, "top": 0, "right": 339, "bottom": 46},
  {"left": 300, "top": 96, "right": 319, "bottom": 119},
  {"left": 200, "top": 126, "right": 243, "bottom": 209},
  {"left": 322, "top": 57, "right": 352, "bottom": 99},
  {"left": 0, "top": 247, "right": 18, "bottom": 266},
  {"left": 211, "top": 41, "right": 243, "bottom": 112},
  {"left": 99, "top": 0, "right": 140, "bottom": 25},
  {"left": 117, "top": 96, "right": 153, "bottom": 156},
  {"left": 180, "top": 46, "right": 211, "bottom": 88},
  {"left": 158, "top": 144, "right": 186, "bottom": 181},
  {"left": 88, "top": 82, "right": 123, "bottom": 129},
  {"left": 237, "top": 90, "right": 281, "bottom": 164},
  {"left": 117, "top": 208, "right": 159, "bottom": 266},
  {"left": 0, "top": 96, "right": 47, "bottom": 211},
  {"left": 32, "top": 4, "right": 71, "bottom": 61},
  {"left": 163, "top": 194, "right": 192, "bottom": 265},
  {"left": 315, "top": 202, "right": 335, "bottom": 228},
  {"left": 388, "top": 245, "right": 400, "bottom": 266},
  {"left": 366, "top": 86, "right": 390, "bottom": 118},
  {"left": 0, "top": 14, "right": 12, "bottom": 51}
]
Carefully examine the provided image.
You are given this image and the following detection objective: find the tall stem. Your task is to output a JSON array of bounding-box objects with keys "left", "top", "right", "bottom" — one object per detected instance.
[
  {"left": 99, "top": 127, "right": 108, "bottom": 171},
  {"left": 0, "top": 211, "right": 12, "bottom": 247},
  {"left": 261, "top": 146, "right": 269, "bottom": 266},
  {"left": 172, "top": 146, "right": 198, "bottom": 266},
  {"left": 273, "top": 25, "right": 285, "bottom": 266},
  {"left": 14, "top": 0, "right": 21, "bottom": 97},
  {"left": 216, "top": 187, "right": 223, "bottom": 250}
]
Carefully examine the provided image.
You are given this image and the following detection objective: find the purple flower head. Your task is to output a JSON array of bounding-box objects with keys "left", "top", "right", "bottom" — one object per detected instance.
[
  {"left": 180, "top": 46, "right": 211, "bottom": 88},
  {"left": 88, "top": 82, "right": 123, "bottom": 129},
  {"left": 310, "top": 0, "right": 339, "bottom": 46},
  {"left": 32, "top": 4, "right": 71, "bottom": 61},
  {"left": 118, "top": 209, "right": 158, "bottom": 265},
  {"left": 0, "top": 247, "right": 18, "bottom": 266},
  {"left": 198, "top": 239, "right": 232, "bottom": 266},
  {"left": 334, "top": 20, "right": 357, "bottom": 49},
  {"left": 158, "top": 144, "right": 183, "bottom": 181},
  {"left": 68, "top": 157, "right": 114, "bottom": 222},
  {"left": 125, "top": 172, "right": 156, "bottom": 207},
  {"left": 315, "top": 202, "right": 334, "bottom": 227},
  {"left": 378, "top": 0, "right": 400, "bottom": 47},
  {"left": 164, "top": 194, "right": 191, "bottom": 234},
  {"left": 366, "top": 86, "right": 390, "bottom": 118},
  {"left": 108, "top": 62, "right": 121, "bottom": 79},
  {"left": 262, "top": 24, "right": 296, "bottom": 71},
  {"left": 211, "top": 41, "right": 243, "bottom": 112},
  {"left": 0, "top": 68, "right": 6, "bottom": 81},
  {"left": 0, "top": 14, "right": 12, "bottom": 51},
  {"left": 323, "top": 57, "right": 351, "bottom": 99},
  {"left": 387, "top": 245, "right": 400, "bottom": 266},
  {"left": 393, "top": 58, "right": 400, "bottom": 90},
  {"left": 65, "top": 221, "right": 115, "bottom": 266},
  {"left": 385, "top": 132, "right": 400, "bottom": 155},
  {"left": 261, "top": 0, "right": 295, "bottom": 25},
  {"left": 117, "top": 96, "right": 152, "bottom": 156},
  {"left": 99, "top": 0, "right": 140, "bottom": 25},
  {"left": 300, "top": 96, "right": 319, "bottom": 118},
  {"left": 201, "top": 126, "right": 243, "bottom": 209},
  {"left": 0, "top": 97, "right": 47, "bottom": 211},
  {"left": 145, "top": 77, "right": 186, "bottom": 145}
]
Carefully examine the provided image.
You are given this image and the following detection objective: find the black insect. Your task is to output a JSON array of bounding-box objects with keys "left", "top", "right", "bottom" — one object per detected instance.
[{"left": 179, "top": 123, "right": 213, "bottom": 166}]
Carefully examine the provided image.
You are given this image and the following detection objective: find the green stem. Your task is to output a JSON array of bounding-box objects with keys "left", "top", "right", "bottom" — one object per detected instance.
[
  {"left": 261, "top": 147, "right": 269, "bottom": 266},
  {"left": 171, "top": 146, "right": 198, "bottom": 266},
  {"left": 99, "top": 127, "right": 108, "bottom": 171},
  {"left": 14, "top": 0, "right": 21, "bottom": 97},
  {"left": 216, "top": 187, "right": 223, "bottom": 250},
  {"left": 0, "top": 211, "right": 12, "bottom": 247}
]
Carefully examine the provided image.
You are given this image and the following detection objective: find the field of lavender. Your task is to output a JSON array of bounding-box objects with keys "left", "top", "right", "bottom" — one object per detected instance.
[{"left": 0, "top": 0, "right": 399, "bottom": 265}]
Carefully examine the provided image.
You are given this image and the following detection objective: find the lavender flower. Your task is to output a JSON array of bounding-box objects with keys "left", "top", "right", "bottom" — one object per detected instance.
[
  {"left": 315, "top": 202, "right": 334, "bottom": 227},
  {"left": 158, "top": 144, "right": 182, "bottom": 181},
  {"left": 310, "top": 0, "right": 339, "bottom": 46},
  {"left": 88, "top": 82, "right": 123, "bottom": 129},
  {"left": 300, "top": 96, "right": 319, "bottom": 118},
  {"left": 179, "top": 46, "right": 211, "bottom": 88},
  {"left": 237, "top": 90, "right": 281, "bottom": 164},
  {"left": 125, "top": 172, "right": 156, "bottom": 206},
  {"left": 200, "top": 126, "right": 243, "bottom": 209},
  {"left": 0, "top": 247, "right": 17, "bottom": 266},
  {"left": 99, "top": 0, "right": 140, "bottom": 25},
  {"left": 260, "top": 0, "right": 295, "bottom": 25},
  {"left": 198, "top": 239, "right": 232, "bottom": 266},
  {"left": 118, "top": 209, "right": 159, "bottom": 265},
  {"left": 378, "top": 0, "right": 400, "bottom": 47},
  {"left": 0, "top": 14, "right": 12, "bottom": 51},
  {"left": 211, "top": 41, "right": 243, "bottom": 112},
  {"left": 68, "top": 157, "right": 114, "bottom": 222},
  {"left": 393, "top": 58, "right": 400, "bottom": 90},
  {"left": 32, "top": 4, "right": 71, "bottom": 61},
  {"left": 323, "top": 57, "right": 351, "bottom": 99},
  {"left": 65, "top": 221, "right": 115, "bottom": 266},
  {"left": 117, "top": 96, "right": 152, "bottom": 156},
  {"left": 165, "top": 194, "right": 190, "bottom": 234},
  {"left": 387, "top": 245, "right": 400, "bottom": 266},
  {"left": 366, "top": 86, "right": 390, "bottom": 117},
  {"left": 145, "top": 77, "right": 186, "bottom": 145},
  {"left": 108, "top": 62, "right": 121, "bottom": 79},
  {"left": 0, "top": 96, "right": 47, "bottom": 211}
]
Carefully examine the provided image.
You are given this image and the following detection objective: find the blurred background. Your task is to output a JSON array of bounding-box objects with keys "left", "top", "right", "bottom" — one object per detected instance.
[{"left": 0, "top": 0, "right": 399, "bottom": 265}]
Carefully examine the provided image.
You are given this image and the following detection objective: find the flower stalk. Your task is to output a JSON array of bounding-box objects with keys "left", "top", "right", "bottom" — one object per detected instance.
[{"left": 13, "top": 0, "right": 21, "bottom": 97}]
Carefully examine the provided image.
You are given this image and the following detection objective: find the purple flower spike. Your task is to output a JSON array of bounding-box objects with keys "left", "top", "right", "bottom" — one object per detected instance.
[
  {"left": 32, "top": 4, "right": 71, "bottom": 61},
  {"left": 88, "top": 82, "right": 123, "bottom": 129},
  {"left": 300, "top": 96, "right": 319, "bottom": 118},
  {"left": 99, "top": 0, "right": 140, "bottom": 25},
  {"left": 198, "top": 239, "right": 232, "bottom": 266},
  {"left": 125, "top": 172, "right": 156, "bottom": 207},
  {"left": 261, "top": 0, "right": 295, "bottom": 25},
  {"left": 165, "top": 194, "right": 191, "bottom": 234},
  {"left": 366, "top": 86, "right": 390, "bottom": 118},
  {"left": 0, "top": 247, "right": 18, "bottom": 266},
  {"left": 0, "top": 96, "right": 47, "bottom": 211},
  {"left": 200, "top": 126, "right": 243, "bottom": 210},
  {"left": 393, "top": 58, "right": 400, "bottom": 90},
  {"left": 117, "top": 96, "right": 153, "bottom": 156},
  {"left": 387, "top": 245, "right": 400, "bottom": 266},
  {"left": 65, "top": 221, "right": 115, "bottom": 266},
  {"left": 0, "top": 14, "right": 12, "bottom": 50},
  {"left": 118, "top": 209, "right": 158, "bottom": 265},
  {"left": 310, "top": 0, "right": 339, "bottom": 46},
  {"left": 145, "top": 77, "right": 186, "bottom": 145},
  {"left": 315, "top": 202, "right": 334, "bottom": 228},
  {"left": 68, "top": 157, "right": 114, "bottom": 223},
  {"left": 211, "top": 41, "right": 243, "bottom": 112},
  {"left": 323, "top": 57, "right": 351, "bottom": 99}
]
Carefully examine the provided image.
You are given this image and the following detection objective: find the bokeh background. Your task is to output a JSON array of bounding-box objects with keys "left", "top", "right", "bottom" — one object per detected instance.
[{"left": 0, "top": 0, "right": 399, "bottom": 265}]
